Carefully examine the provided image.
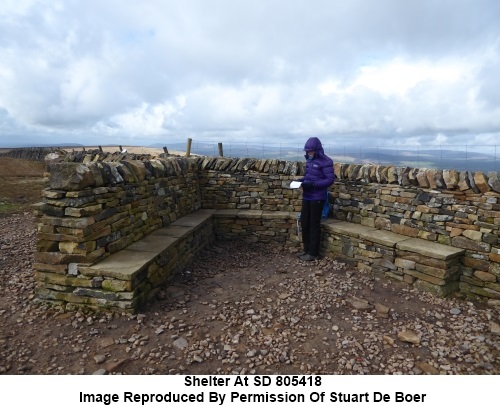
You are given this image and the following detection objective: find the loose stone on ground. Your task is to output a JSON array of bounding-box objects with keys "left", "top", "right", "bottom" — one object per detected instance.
[{"left": 0, "top": 213, "right": 499, "bottom": 375}]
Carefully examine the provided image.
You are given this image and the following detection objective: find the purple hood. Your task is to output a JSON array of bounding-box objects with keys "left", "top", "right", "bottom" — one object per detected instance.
[{"left": 303, "top": 137, "right": 326, "bottom": 160}]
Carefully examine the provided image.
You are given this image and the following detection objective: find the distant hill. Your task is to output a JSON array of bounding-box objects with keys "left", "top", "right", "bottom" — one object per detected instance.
[
  {"left": 3, "top": 142, "right": 498, "bottom": 172},
  {"left": 0, "top": 142, "right": 85, "bottom": 148},
  {"left": 155, "top": 142, "right": 499, "bottom": 172}
]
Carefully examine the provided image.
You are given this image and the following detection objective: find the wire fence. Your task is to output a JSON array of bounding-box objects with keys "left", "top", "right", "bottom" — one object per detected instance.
[{"left": 186, "top": 141, "right": 499, "bottom": 173}]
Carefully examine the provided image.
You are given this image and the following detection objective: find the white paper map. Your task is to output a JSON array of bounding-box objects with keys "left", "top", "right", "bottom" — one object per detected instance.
[{"left": 290, "top": 181, "right": 302, "bottom": 189}]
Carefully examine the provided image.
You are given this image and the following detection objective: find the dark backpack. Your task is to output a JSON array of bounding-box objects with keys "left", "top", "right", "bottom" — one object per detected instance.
[{"left": 321, "top": 191, "right": 330, "bottom": 221}]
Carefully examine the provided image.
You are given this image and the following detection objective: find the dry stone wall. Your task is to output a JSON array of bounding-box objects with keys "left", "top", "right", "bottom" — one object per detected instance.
[
  {"left": 33, "top": 155, "right": 500, "bottom": 308},
  {"left": 197, "top": 157, "right": 304, "bottom": 212},
  {"left": 332, "top": 163, "right": 500, "bottom": 301},
  {"left": 1, "top": 147, "right": 60, "bottom": 161},
  {"left": 34, "top": 156, "right": 305, "bottom": 310},
  {"left": 35, "top": 158, "right": 202, "bottom": 276},
  {"left": 0, "top": 147, "right": 161, "bottom": 163}
]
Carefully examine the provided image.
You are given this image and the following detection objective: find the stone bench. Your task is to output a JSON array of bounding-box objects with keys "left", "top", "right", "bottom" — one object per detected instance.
[
  {"left": 213, "top": 210, "right": 466, "bottom": 297},
  {"left": 37, "top": 209, "right": 217, "bottom": 312},
  {"left": 36, "top": 209, "right": 468, "bottom": 312},
  {"left": 36, "top": 208, "right": 302, "bottom": 313},
  {"left": 70, "top": 209, "right": 299, "bottom": 312},
  {"left": 321, "top": 219, "right": 465, "bottom": 296}
]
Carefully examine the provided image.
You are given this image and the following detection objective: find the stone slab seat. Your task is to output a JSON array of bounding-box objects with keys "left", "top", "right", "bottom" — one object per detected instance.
[
  {"left": 361, "top": 229, "right": 410, "bottom": 248},
  {"left": 321, "top": 218, "right": 466, "bottom": 297},
  {"left": 323, "top": 219, "right": 416, "bottom": 247},
  {"left": 323, "top": 219, "right": 464, "bottom": 259},
  {"left": 78, "top": 209, "right": 217, "bottom": 280},
  {"left": 323, "top": 219, "right": 410, "bottom": 247},
  {"left": 214, "top": 209, "right": 296, "bottom": 220},
  {"left": 213, "top": 209, "right": 240, "bottom": 218},
  {"left": 396, "top": 238, "right": 464, "bottom": 261},
  {"left": 322, "top": 219, "right": 376, "bottom": 239}
]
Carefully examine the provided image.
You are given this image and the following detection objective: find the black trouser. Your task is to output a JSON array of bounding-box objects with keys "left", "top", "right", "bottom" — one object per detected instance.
[{"left": 300, "top": 199, "right": 324, "bottom": 257}]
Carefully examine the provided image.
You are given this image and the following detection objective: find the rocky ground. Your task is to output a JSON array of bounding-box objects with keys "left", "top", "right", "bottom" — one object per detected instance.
[{"left": 0, "top": 212, "right": 499, "bottom": 375}]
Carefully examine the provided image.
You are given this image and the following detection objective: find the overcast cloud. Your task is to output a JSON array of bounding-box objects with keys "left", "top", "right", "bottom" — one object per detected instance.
[{"left": 0, "top": 0, "right": 499, "bottom": 149}]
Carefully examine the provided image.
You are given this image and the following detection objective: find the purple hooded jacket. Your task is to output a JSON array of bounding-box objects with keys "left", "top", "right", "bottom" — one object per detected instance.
[{"left": 300, "top": 137, "right": 335, "bottom": 201}]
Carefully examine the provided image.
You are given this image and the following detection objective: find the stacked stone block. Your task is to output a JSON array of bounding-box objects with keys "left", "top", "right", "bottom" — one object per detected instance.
[
  {"left": 322, "top": 220, "right": 465, "bottom": 297},
  {"left": 33, "top": 156, "right": 500, "bottom": 309},
  {"left": 36, "top": 212, "right": 215, "bottom": 311},
  {"left": 34, "top": 158, "right": 203, "bottom": 310},
  {"left": 322, "top": 221, "right": 407, "bottom": 279},
  {"left": 213, "top": 209, "right": 299, "bottom": 245},
  {"left": 34, "top": 156, "right": 307, "bottom": 311},
  {"left": 198, "top": 157, "right": 303, "bottom": 213},
  {"left": 332, "top": 163, "right": 500, "bottom": 302},
  {"left": 396, "top": 239, "right": 464, "bottom": 297}
]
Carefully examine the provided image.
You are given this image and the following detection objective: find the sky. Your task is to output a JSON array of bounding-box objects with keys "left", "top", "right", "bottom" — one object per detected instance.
[{"left": 1, "top": 0, "right": 499, "bottom": 149}]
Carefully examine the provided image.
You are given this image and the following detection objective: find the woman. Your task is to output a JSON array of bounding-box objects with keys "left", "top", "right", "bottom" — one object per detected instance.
[{"left": 298, "top": 137, "right": 335, "bottom": 261}]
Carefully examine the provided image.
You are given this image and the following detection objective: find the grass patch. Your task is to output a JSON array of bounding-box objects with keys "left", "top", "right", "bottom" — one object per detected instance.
[
  {"left": 0, "top": 158, "right": 46, "bottom": 215},
  {"left": 0, "top": 200, "right": 16, "bottom": 213}
]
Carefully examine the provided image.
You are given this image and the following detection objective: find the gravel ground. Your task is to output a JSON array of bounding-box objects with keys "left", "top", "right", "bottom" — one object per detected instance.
[{"left": 0, "top": 212, "right": 499, "bottom": 375}]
